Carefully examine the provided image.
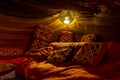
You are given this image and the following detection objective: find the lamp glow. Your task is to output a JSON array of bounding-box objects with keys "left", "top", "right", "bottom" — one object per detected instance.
[
  {"left": 65, "top": 17, "right": 69, "bottom": 19},
  {"left": 63, "top": 19, "right": 70, "bottom": 24},
  {"left": 59, "top": 10, "right": 74, "bottom": 25}
]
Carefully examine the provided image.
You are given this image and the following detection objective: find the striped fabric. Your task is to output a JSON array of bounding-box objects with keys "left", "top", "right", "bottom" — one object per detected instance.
[
  {"left": 25, "top": 46, "right": 54, "bottom": 60},
  {"left": 47, "top": 47, "right": 72, "bottom": 63}
]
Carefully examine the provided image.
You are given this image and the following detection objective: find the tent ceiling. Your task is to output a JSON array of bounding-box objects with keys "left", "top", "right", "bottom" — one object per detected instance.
[
  {"left": 0, "top": 0, "right": 120, "bottom": 46},
  {"left": 0, "top": 0, "right": 120, "bottom": 18}
]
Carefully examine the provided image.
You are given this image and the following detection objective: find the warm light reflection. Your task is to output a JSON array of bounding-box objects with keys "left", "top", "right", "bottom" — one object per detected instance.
[
  {"left": 65, "top": 17, "right": 69, "bottom": 19},
  {"left": 59, "top": 10, "right": 74, "bottom": 25},
  {"left": 63, "top": 19, "right": 70, "bottom": 24}
]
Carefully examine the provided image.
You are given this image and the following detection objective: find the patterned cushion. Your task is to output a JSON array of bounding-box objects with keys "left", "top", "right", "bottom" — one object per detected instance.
[
  {"left": 34, "top": 25, "right": 53, "bottom": 42},
  {"left": 72, "top": 42, "right": 107, "bottom": 67},
  {"left": 30, "top": 39, "right": 49, "bottom": 51},
  {"left": 59, "top": 31, "right": 74, "bottom": 42},
  {"left": 47, "top": 47, "right": 72, "bottom": 63},
  {"left": 25, "top": 46, "right": 54, "bottom": 60},
  {"left": 0, "top": 47, "right": 24, "bottom": 59},
  {"left": 80, "top": 34, "right": 97, "bottom": 42}
]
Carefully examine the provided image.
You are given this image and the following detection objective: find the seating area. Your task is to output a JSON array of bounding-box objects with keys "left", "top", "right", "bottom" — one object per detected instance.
[{"left": 0, "top": 25, "right": 120, "bottom": 80}]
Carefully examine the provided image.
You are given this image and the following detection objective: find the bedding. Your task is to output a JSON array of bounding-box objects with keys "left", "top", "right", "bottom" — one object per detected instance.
[
  {"left": 24, "top": 60, "right": 120, "bottom": 80},
  {"left": 25, "top": 46, "right": 54, "bottom": 60},
  {"left": 15, "top": 42, "right": 120, "bottom": 80}
]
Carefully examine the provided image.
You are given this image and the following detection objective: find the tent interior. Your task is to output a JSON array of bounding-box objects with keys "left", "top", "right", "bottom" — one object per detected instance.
[
  {"left": 0, "top": 0, "right": 120, "bottom": 49},
  {"left": 0, "top": 0, "right": 120, "bottom": 80}
]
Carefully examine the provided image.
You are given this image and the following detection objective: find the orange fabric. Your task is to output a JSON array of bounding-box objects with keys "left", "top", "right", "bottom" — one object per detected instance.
[
  {"left": 23, "top": 60, "right": 120, "bottom": 80},
  {"left": 105, "top": 42, "right": 120, "bottom": 63}
]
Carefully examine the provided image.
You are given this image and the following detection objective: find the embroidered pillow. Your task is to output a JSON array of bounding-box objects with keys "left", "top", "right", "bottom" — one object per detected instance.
[
  {"left": 25, "top": 46, "right": 54, "bottom": 60},
  {"left": 59, "top": 31, "right": 74, "bottom": 42},
  {"left": 34, "top": 25, "right": 53, "bottom": 42},
  {"left": 30, "top": 39, "right": 49, "bottom": 51},
  {"left": 47, "top": 47, "right": 72, "bottom": 63},
  {"left": 72, "top": 42, "right": 107, "bottom": 67},
  {"left": 29, "top": 25, "right": 53, "bottom": 51},
  {"left": 0, "top": 47, "right": 24, "bottom": 59}
]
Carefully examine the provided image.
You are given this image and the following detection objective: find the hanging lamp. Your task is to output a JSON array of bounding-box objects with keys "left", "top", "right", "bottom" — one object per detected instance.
[{"left": 59, "top": 10, "right": 74, "bottom": 25}]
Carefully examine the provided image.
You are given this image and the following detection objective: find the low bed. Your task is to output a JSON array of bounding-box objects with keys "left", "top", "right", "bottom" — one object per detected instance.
[
  {"left": 0, "top": 25, "right": 120, "bottom": 80},
  {"left": 15, "top": 42, "right": 120, "bottom": 80}
]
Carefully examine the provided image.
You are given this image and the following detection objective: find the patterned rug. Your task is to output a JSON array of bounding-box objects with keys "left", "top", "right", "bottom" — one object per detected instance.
[{"left": 0, "top": 62, "right": 25, "bottom": 80}]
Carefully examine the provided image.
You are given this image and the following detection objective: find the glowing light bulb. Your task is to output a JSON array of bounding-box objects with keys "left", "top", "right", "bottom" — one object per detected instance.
[{"left": 63, "top": 19, "right": 70, "bottom": 24}]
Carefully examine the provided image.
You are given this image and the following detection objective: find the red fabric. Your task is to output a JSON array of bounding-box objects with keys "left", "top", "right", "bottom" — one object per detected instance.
[
  {"left": 0, "top": 57, "right": 26, "bottom": 65},
  {"left": 104, "top": 42, "right": 120, "bottom": 63},
  {"left": 15, "top": 58, "right": 33, "bottom": 78}
]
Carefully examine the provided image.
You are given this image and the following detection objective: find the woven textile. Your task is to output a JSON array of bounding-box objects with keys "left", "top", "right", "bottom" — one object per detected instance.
[
  {"left": 47, "top": 47, "right": 72, "bottom": 63},
  {"left": 34, "top": 25, "right": 53, "bottom": 42},
  {"left": 25, "top": 46, "right": 54, "bottom": 60},
  {"left": 72, "top": 42, "right": 107, "bottom": 67},
  {"left": 0, "top": 47, "right": 24, "bottom": 59},
  {"left": 59, "top": 31, "right": 74, "bottom": 42},
  {"left": 30, "top": 39, "right": 49, "bottom": 51}
]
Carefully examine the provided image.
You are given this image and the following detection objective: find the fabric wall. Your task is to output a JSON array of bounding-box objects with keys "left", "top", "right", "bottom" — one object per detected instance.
[
  {"left": 0, "top": 13, "right": 61, "bottom": 49},
  {"left": 0, "top": 10, "right": 120, "bottom": 50},
  {"left": 0, "top": 14, "right": 39, "bottom": 49}
]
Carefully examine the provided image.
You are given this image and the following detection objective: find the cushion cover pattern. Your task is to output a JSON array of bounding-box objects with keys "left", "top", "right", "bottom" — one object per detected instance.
[
  {"left": 47, "top": 47, "right": 72, "bottom": 62},
  {"left": 0, "top": 47, "right": 24, "bottom": 59},
  {"left": 30, "top": 40, "right": 49, "bottom": 51},
  {"left": 72, "top": 42, "right": 107, "bottom": 67},
  {"left": 29, "top": 25, "right": 53, "bottom": 52},
  {"left": 25, "top": 46, "right": 54, "bottom": 60},
  {"left": 59, "top": 31, "right": 74, "bottom": 42},
  {"left": 34, "top": 25, "right": 53, "bottom": 42}
]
